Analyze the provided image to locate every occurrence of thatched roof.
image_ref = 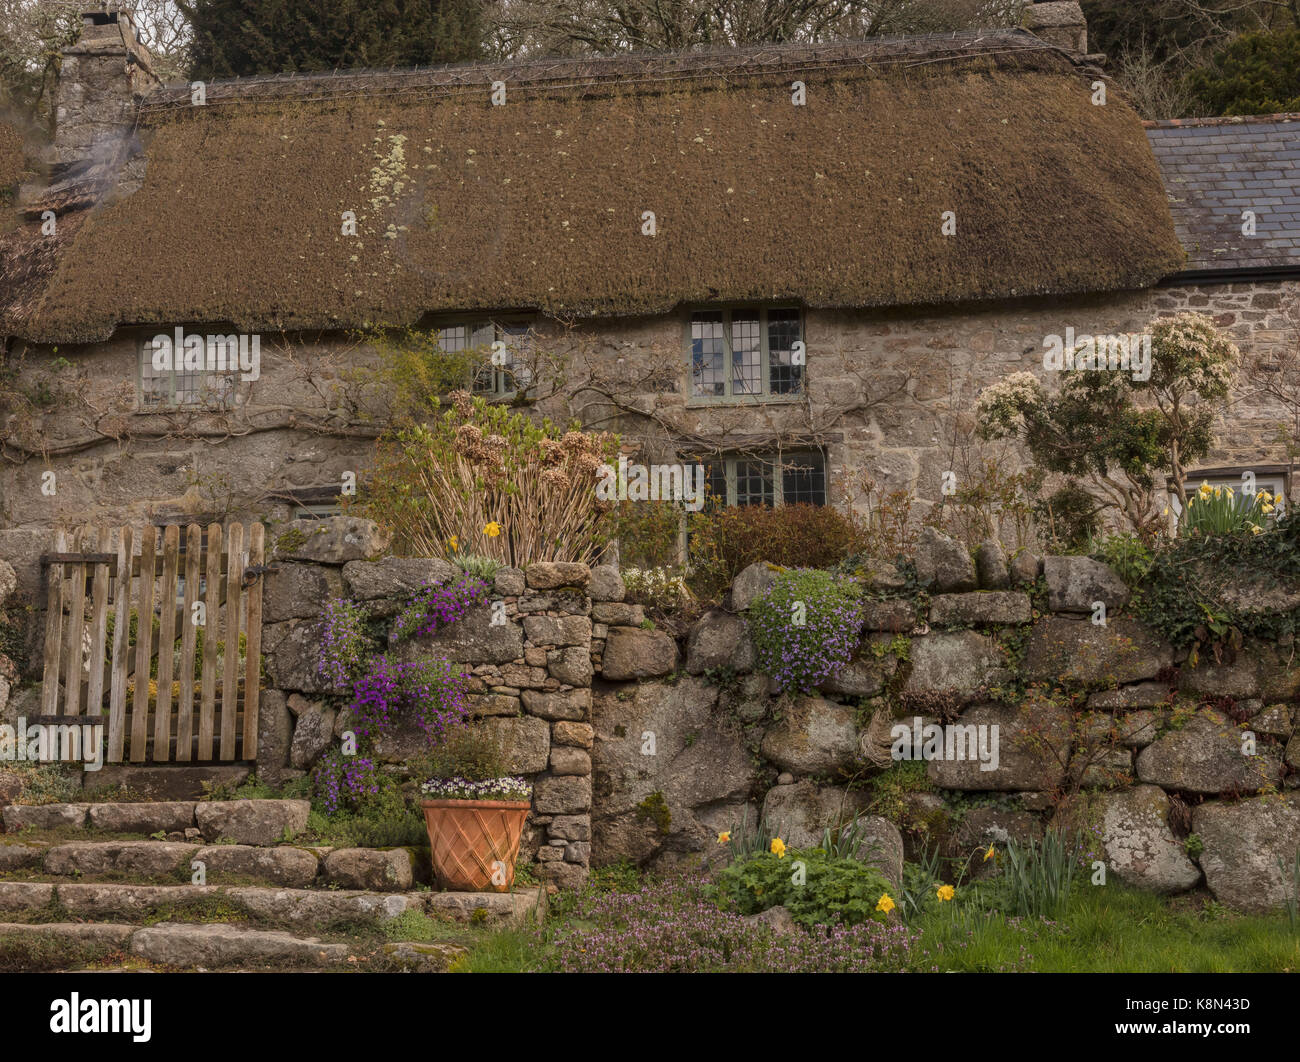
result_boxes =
[2,30,1184,344]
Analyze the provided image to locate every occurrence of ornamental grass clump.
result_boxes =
[358,390,619,565]
[748,568,863,694]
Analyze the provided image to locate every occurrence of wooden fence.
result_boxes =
[39,522,264,763]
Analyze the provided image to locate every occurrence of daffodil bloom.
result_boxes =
[876,893,896,914]
[1163,506,1170,516]
[1250,524,1263,535]
[984,844,995,861]
[1262,504,1275,514]
[448,535,459,552]
[717,831,731,844]
[483,521,501,538]
[1199,482,1213,497]
[770,838,786,858]
[937,884,955,902]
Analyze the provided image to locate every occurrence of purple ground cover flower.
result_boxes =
[748,569,863,694]
[390,575,490,643]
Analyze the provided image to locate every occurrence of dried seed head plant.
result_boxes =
[358,389,619,565]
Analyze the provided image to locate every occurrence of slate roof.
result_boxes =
[1145,114,1300,275]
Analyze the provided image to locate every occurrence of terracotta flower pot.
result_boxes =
[421,799,531,892]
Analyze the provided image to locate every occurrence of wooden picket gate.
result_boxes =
[39,522,265,763]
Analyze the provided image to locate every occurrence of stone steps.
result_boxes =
[0,879,542,927]
[2,798,311,846]
[1,837,428,890]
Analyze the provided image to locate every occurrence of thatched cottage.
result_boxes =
[0,3,1297,555]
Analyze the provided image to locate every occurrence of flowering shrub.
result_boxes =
[312,747,381,815]
[748,568,862,694]
[319,598,374,688]
[350,653,470,744]
[421,776,532,802]
[549,876,926,973]
[389,574,490,643]
[708,847,895,929]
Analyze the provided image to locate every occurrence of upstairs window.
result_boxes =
[688,307,803,401]
[701,451,826,508]
[434,318,535,399]
[137,343,237,409]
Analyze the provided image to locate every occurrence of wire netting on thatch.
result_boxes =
[7,33,1184,344]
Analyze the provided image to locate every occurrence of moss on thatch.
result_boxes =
[7,34,1184,343]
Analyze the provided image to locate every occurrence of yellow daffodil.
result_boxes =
[1262,504,1275,514]
[984,844,995,862]
[448,535,459,552]
[770,838,786,859]
[717,831,731,844]
[1163,506,1170,516]
[1250,524,1263,535]
[483,522,501,538]
[1199,481,1213,498]
[876,893,896,914]
[936,884,955,902]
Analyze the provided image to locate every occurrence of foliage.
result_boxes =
[357,390,618,565]
[1035,481,1104,553]
[924,460,1042,553]
[318,597,375,688]
[185,0,482,79]
[993,831,1083,920]
[620,566,692,612]
[614,499,683,570]
[1089,531,1155,584]
[1187,29,1300,115]
[451,553,502,581]
[710,847,894,929]
[718,806,783,862]
[1134,509,1300,659]
[417,722,507,783]
[1180,481,1279,538]
[389,574,489,643]
[748,568,862,694]
[311,747,382,815]
[686,502,866,602]
[976,313,1240,531]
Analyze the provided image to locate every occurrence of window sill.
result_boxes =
[685,395,805,409]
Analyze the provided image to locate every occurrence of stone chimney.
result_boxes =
[1023,1,1090,60]
[53,4,160,167]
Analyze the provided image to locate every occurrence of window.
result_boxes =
[433,318,535,398]
[294,502,344,520]
[688,307,803,401]
[1168,467,1290,518]
[137,343,237,409]
[701,451,826,508]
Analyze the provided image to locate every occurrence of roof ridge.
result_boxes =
[1144,113,1300,128]
[141,28,1059,108]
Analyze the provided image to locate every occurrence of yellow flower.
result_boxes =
[876,893,896,914]
[1224,486,1234,499]
[984,844,995,862]
[1199,481,1213,497]
[483,522,501,538]
[936,884,955,902]
[717,831,731,844]
[1262,503,1275,514]
[448,535,459,552]
[770,838,786,859]
[1250,524,1263,535]
[1162,506,1170,516]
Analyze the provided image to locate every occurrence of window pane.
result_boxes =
[781,452,826,506]
[734,459,774,508]
[703,459,727,509]
[498,323,532,393]
[731,313,761,396]
[691,312,725,398]
[439,325,469,353]
[768,309,803,395]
